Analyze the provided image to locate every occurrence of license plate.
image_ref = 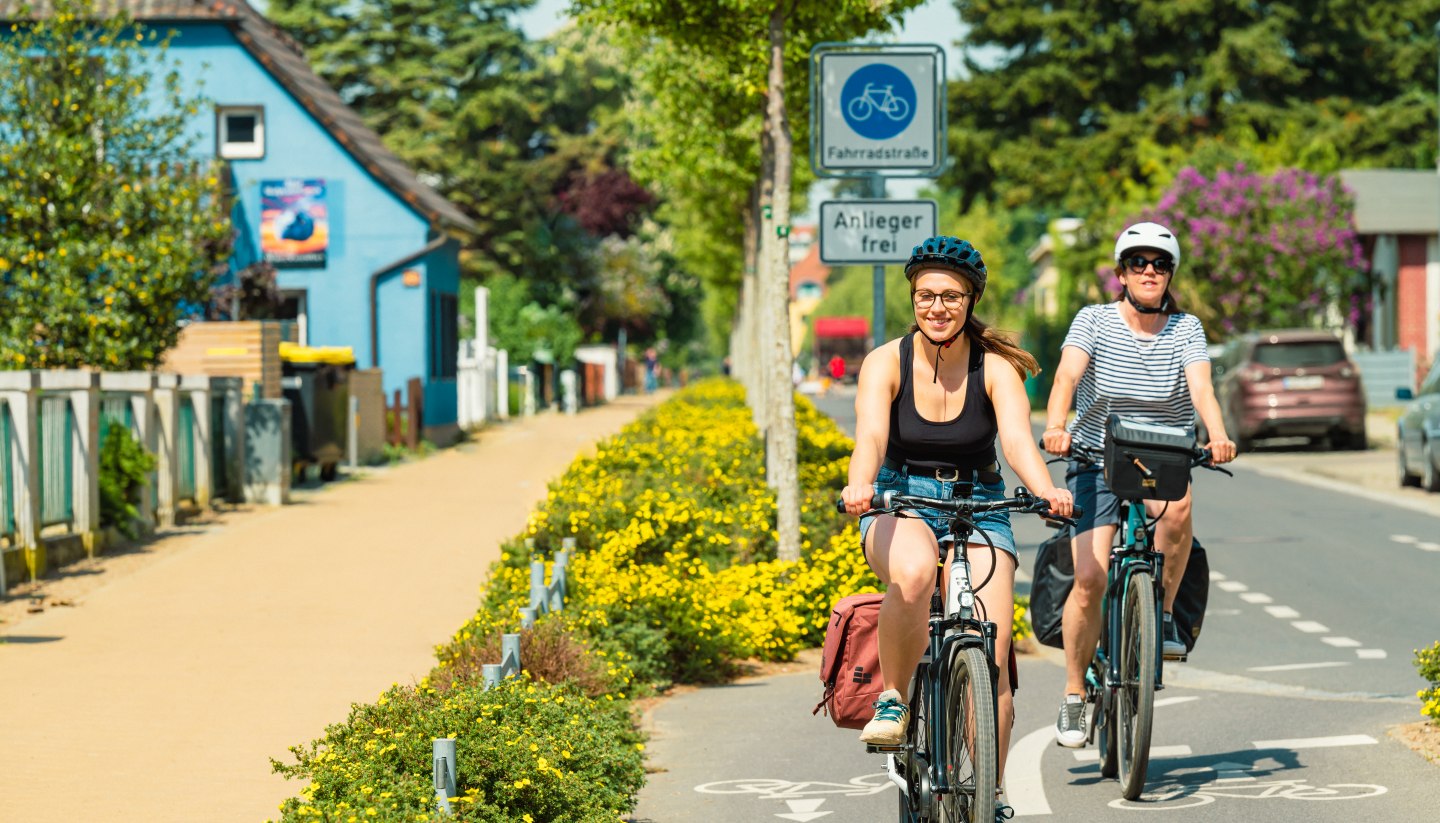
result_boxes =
[1282,375,1323,390]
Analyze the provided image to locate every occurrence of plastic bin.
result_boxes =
[279,343,355,481]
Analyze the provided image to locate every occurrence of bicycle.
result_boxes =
[846,83,911,122]
[1055,424,1230,801]
[840,487,1077,822]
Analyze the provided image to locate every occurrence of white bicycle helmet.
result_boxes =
[1114,222,1181,268]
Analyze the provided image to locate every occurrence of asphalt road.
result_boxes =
[630,387,1440,822]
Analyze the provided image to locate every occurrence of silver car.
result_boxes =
[1397,358,1440,491]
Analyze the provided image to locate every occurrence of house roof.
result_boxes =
[1338,169,1440,235]
[1,0,475,233]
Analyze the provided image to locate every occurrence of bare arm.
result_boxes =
[989,355,1073,516]
[1185,360,1237,463]
[841,342,900,514]
[1042,346,1091,455]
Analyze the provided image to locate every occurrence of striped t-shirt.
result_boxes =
[1061,302,1210,457]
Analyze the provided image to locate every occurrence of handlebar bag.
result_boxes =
[813,592,885,729]
[1103,414,1195,501]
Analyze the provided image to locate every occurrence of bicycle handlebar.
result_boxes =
[835,487,1081,527]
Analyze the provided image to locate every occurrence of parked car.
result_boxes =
[1397,357,1440,491]
[1211,329,1367,452]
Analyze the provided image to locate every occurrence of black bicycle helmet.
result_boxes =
[903,235,988,303]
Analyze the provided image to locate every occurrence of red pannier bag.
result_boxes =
[813,592,885,729]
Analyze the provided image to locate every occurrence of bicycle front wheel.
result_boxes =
[940,646,996,823]
[1117,571,1157,800]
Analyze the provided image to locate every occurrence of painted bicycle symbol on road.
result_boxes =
[845,84,910,123]
[696,773,892,800]
[1113,778,1387,810]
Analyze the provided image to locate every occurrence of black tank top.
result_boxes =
[885,332,998,470]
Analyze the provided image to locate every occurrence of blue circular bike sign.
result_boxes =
[840,63,917,140]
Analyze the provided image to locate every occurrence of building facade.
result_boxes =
[2,0,475,434]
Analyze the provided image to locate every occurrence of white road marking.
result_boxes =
[1248,661,1349,672]
[1252,734,1377,750]
[777,799,831,821]
[1074,745,1192,762]
[1008,725,1055,816]
[1291,620,1329,633]
[1357,648,1388,659]
[1217,580,1249,592]
[1154,696,1201,707]
[1238,592,1273,603]
[1419,542,1440,552]
[1208,570,1227,581]
[1322,636,1362,648]
[1389,534,1418,544]
[1265,605,1300,619]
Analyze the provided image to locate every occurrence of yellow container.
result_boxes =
[278,342,356,365]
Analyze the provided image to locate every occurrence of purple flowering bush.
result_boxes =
[1126,165,1367,335]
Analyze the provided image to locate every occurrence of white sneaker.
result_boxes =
[859,689,909,745]
[1054,695,1086,748]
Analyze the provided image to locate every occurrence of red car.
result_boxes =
[1211,329,1367,452]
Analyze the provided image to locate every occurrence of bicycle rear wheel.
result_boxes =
[939,646,996,823]
[898,672,931,823]
[1117,571,1157,800]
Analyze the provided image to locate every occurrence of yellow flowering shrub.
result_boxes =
[1416,641,1440,723]
[445,378,877,687]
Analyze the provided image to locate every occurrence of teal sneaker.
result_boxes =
[858,689,909,745]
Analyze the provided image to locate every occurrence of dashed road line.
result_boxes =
[1321,636,1361,648]
[1264,605,1300,619]
[1238,592,1273,603]
[1251,734,1377,750]
[1389,534,1418,544]
[1291,620,1329,633]
[1248,661,1349,672]
[1217,580,1249,592]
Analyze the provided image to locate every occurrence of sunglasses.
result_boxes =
[1124,255,1175,275]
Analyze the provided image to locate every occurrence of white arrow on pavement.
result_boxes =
[776,798,832,821]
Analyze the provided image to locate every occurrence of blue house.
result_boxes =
[2,0,475,438]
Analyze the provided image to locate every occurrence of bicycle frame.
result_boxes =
[917,514,998,799]
[1094,498,1167,702]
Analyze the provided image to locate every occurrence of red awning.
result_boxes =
[814,316,869,338]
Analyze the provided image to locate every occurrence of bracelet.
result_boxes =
[1044,425,1065,433]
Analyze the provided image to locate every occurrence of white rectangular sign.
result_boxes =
[819,200,937,265]
[814,47,942,175]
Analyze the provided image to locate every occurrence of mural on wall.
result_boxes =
[261,179,329,268]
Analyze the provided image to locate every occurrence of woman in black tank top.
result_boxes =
[839,236,1073,801]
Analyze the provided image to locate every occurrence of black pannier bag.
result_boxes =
[1029,525,1074,649]
[1170,538,1210,652]
[1103,414,1196,501]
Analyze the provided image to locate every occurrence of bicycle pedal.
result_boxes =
[865,743,906,754]
[1163,652,1188,662]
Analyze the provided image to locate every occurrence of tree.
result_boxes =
[577,0,921,561]
[946,0,1440,215]
[1128,164,1366,337]
[0,0,231,370]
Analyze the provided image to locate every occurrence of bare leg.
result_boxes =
[1062,524,1118,695]
[1148,489,1193,612]
[864,514,941,696]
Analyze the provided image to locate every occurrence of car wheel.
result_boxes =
[1399,442,1421,488]
[1422,440,1440,493]
[1345,429,1367,451]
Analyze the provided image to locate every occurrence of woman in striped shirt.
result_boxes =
[1041,222,1236,749]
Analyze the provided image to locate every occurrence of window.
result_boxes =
[1420,359,1440,397]
[1252,341,1345,368]
[217,106,265,159]
[429,291,459,379]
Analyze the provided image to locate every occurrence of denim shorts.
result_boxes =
[1066,464,1122,534]
[859,465,1018,559]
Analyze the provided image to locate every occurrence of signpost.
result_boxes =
[811,43,946,349]
[819,200,937,265]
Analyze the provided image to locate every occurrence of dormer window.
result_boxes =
[217,106,265,159]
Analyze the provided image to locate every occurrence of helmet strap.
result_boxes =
[918,329,963,383]
[1123,287,1169,315]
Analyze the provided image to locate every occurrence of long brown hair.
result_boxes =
[908,315,1040,379]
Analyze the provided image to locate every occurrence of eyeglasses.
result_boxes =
[912,290,971,310]
[1124,255,1175,275]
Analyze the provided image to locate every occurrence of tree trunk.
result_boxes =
[738,180,764,426]
[764,4,800,562]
